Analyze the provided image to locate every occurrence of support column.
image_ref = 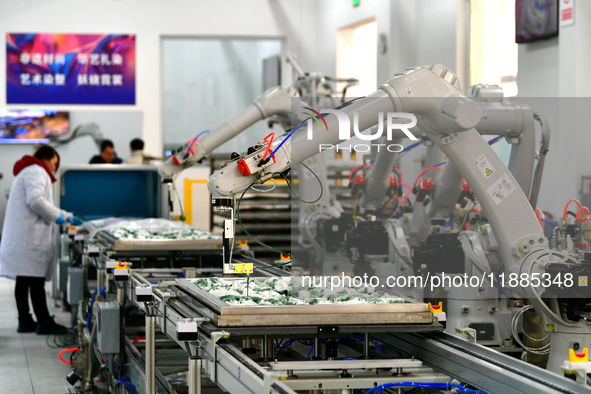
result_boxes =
[189,357,202,394]
[146,315,156,394]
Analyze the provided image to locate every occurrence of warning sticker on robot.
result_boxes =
[475,154,495,179]
[487,175,515,205]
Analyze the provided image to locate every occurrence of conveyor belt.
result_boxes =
[373,331,591,394]
[218,342,292,394]
[421,333,575,394]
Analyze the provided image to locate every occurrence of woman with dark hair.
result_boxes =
[0,145,83,334]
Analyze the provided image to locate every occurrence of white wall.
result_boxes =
[314,0,460,88]
[517,2,591,218]
[314,0,461,187]
[517,1,591,97]
[162,38,283,153]
[0,0,318,158]
[2,0,585,225]
[0,0,320,236]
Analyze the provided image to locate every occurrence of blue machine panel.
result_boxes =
[60,169,160,220]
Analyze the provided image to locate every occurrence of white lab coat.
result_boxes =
[124,150,144,164]
[0,164,70,280]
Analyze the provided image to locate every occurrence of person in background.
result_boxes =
[0,145,83,334]
[123,138,145,164]
[89,139,122,164]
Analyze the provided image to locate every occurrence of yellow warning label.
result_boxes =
[475,154,496,180]
[579,276,588,286]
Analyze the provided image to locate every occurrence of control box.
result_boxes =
[97,302,120,354]
[67,267,84,305]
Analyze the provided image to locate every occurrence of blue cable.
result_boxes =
[267,121,307,161]
[178,273,184,278]
[170,375,182,386]
[184,130,210,159]
[541,218,555,240]
[394,135,499,170]
[87,286,107,328]
[365,382,454,394]
[196,129,210,139]
[87,288,97,329]
[349,164,372,180]
[373,341,403,357]
[488,135,503,145]
[395,141,423,163]
[372,340,382,354]
[344,358,357,360]
[497,265,513,299]
[117,378,136,394]
[453,382,487,393]
[306,345,314,359]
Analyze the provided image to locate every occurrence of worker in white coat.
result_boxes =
[0,145,83,334]
[123,138,145,164]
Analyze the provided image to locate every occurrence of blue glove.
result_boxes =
[67,216,84,225]
[55,214,65,224]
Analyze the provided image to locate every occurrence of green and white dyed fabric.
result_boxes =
[108,227,217,240]
[193,277,405,306]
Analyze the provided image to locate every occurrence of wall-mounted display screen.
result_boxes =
[6,33,136,104]
[0,109,69,143]
[515,0,558,43]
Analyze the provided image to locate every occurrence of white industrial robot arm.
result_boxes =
[411,96,539,232]
[207,64,571,300]
[208,65,480,196]
[51,122,104,151]
[158,85,300,178]
[209,65,588,372]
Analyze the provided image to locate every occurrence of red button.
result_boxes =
[237,159,251,176]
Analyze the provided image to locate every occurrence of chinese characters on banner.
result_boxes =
[6,34,135,104]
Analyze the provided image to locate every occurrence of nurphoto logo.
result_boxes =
[304,108,418,153]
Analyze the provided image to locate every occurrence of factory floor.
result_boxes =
[0,277,72,394]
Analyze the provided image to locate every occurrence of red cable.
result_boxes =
[563,199,583,221]
[413,166,443,189]
[404,189,414,204]
[401,183,412,191]
[575,206,591,221]
[394,168,403,183]
[187,137,198,156]
[535,207,543,229]
[58,347,79,365]
[131,335,146,344]
[261,132,275,161]
[348,164,373,181]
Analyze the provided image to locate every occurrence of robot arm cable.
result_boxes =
[235,162,323,257]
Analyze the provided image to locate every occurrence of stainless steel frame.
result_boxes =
[95,230,222,252]
[373,331,591,394]
[174,278,432,327]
